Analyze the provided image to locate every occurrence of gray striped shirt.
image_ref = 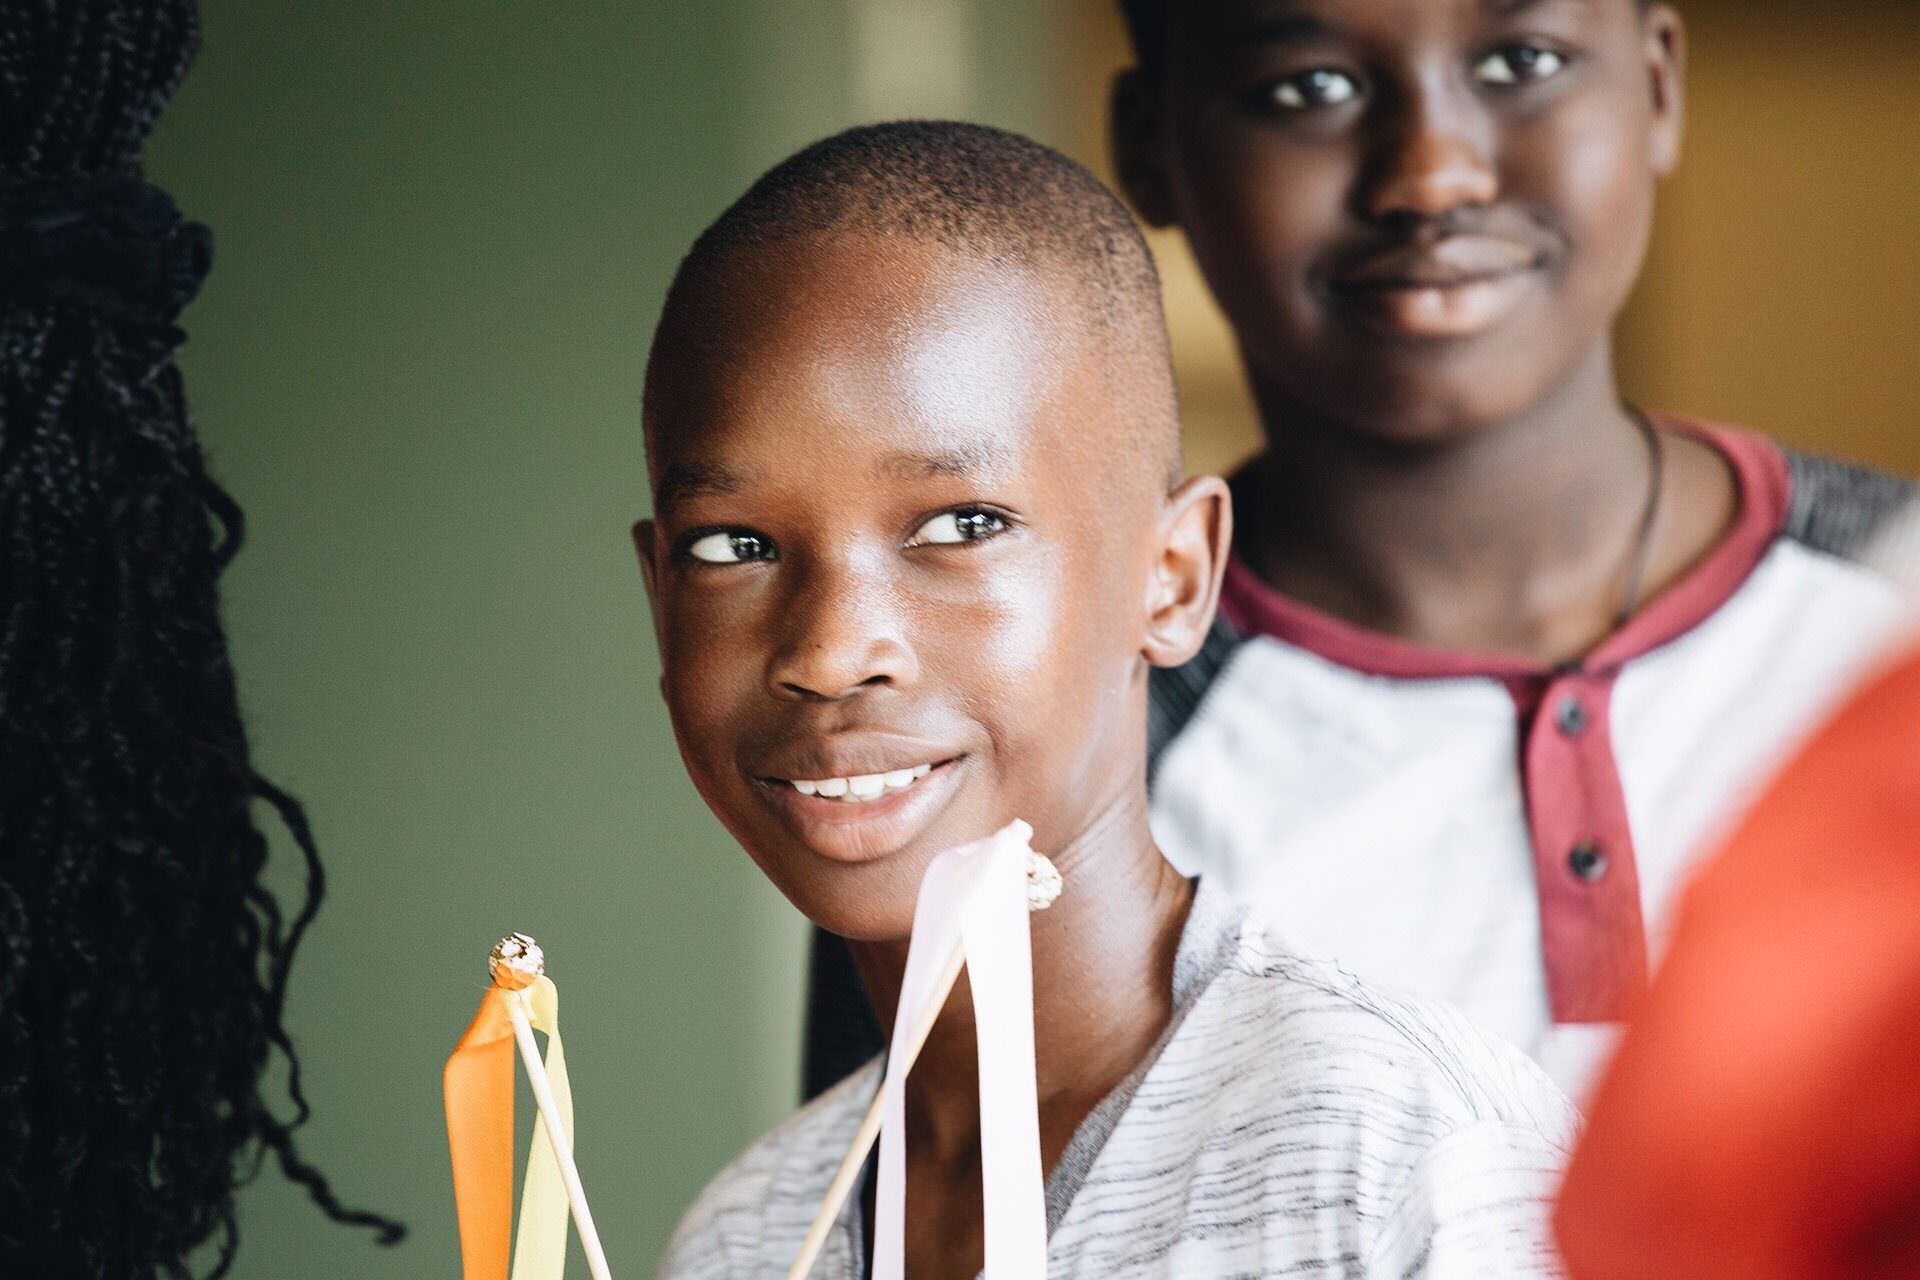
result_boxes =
[660,883,1578,1278]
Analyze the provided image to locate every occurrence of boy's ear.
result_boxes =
[631,518,661,606]
[631,519,671,699]
[1110,69,1178,229]
[1143,474,1232,668]
[1642,4,1687,177]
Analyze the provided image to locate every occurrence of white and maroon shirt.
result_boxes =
[1147,424,1916,1098]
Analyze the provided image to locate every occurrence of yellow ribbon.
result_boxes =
[446,975,575,1280]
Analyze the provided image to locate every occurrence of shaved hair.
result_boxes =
[645,120,1180,486]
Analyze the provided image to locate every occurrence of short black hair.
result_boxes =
[1116,0,1164,77]
[664,120,1162,331]
[647,120,1178,480]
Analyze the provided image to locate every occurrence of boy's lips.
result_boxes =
[1329,235,1548,340]
[753,756,968,864]
[750,732,962,787]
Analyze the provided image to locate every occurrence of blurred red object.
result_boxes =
[1555,639,1920,1279]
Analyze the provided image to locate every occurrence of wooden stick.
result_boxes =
[506,989,617,1280]
[786,939,968,1280]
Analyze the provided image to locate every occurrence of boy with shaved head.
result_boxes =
[639,122,1574,1278]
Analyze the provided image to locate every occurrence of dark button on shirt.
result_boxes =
[1570,841,1609,883]
[1556,694,1589,737]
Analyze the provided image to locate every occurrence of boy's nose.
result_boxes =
[766,566,920,702]
[1360,106,1499,223]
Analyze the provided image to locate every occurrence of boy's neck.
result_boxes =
[848,782,1193,1172]
[1239,344,1700,665]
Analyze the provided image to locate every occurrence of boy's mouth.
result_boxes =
[1329,234,1549,340]
[783,762,935,802]
[1336,234,1541,287]
[751,754,968,863]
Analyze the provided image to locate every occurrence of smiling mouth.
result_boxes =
[1333,233,1546,290]
[1328,252,1546,340]
[1335,264,1536,293]
[753,754,968,864]
[780,762,935,802]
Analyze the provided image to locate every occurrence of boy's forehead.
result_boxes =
[650,236,1113,479]
[702,234,1074,383]
[1176,0,1632,41]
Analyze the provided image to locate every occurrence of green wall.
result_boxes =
[146,1,1066,1274]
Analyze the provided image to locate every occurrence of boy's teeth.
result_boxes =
[788,763,938,802]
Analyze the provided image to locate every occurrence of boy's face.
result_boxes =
[1114,0,1685,441]
[637,236,1215,940]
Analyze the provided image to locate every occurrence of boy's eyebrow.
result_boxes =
[1487,0,1587,15]
[654,461,746,512]
[876,443,1012,482]
[1206,4,1336,48]
[651,446,1008,511]
[1213,0,1586,47]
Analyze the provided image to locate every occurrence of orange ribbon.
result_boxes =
[446,976,572,1280]
[447,986,517,1280]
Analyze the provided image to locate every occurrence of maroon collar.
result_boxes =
[1219,422,1791,680]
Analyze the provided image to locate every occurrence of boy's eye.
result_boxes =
[1265,68,1360,111]
[686,530,776,564]
[907,509,1008,547]
[1474,45,1568,86]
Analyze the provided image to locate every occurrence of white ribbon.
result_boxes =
[510,978,572,1280]
[872,819,1048,1279]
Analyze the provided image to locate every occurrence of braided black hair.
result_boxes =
[0,2,403,1274]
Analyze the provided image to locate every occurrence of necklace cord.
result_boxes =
[1615,405,1666,627]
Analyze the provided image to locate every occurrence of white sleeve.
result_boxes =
[1363,1120,1572,1280]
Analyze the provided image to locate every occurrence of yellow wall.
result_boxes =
[1618,1,1920,475]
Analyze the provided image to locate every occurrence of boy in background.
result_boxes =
[641,122,1576,1278]
[1091,0,1917,1095]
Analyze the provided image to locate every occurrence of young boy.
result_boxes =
[1078,0,1917,1096]
[640,122,1577,1278]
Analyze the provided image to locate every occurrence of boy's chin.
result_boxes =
[779,867,920,944]
[1287,359,1571,446]
[742,830,945,943]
